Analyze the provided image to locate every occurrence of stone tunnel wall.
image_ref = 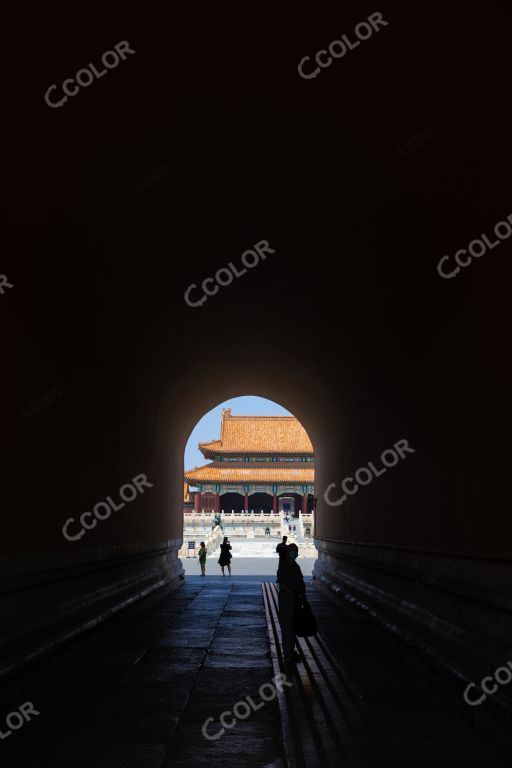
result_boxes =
[5,212,511,725]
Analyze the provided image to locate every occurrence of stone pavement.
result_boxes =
[301,588,509,768]
[0,574,508,768]
[185,554,317,576]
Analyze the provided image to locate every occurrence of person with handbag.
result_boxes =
[277,543,305,663]
[218,536,232,575]
[276,535,288,560]
[276,535,289,582]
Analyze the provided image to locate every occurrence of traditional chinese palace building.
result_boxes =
[184,409,315,515]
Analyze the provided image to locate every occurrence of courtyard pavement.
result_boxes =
[184,555,317,577]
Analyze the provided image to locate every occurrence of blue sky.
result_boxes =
[184,396,293,477]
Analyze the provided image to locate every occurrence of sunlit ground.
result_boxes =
[183,555,317,577]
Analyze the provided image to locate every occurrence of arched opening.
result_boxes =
[181,395,317,574]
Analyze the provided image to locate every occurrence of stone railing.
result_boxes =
[298,541,318,557]
[183,511,283,539]
[184,510,280,521]
[178,525,224,558]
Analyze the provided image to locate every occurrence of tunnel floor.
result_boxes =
[2,576,508,768]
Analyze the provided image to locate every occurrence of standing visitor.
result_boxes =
[218,536,232,576]
[198,542,207,576]
[276,535,289,581]
[277,543,305,663]
[276,535,288,561]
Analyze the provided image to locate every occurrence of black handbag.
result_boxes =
[292,596,318,637]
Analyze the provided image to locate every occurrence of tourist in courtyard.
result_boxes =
[218,536,232,575]
[276,535,289,581]
[265,525,271,536]
[198,542,207,576]
[276,535,288,560]
[278,543,305,663]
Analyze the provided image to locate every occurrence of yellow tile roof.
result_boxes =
[184,462,315,484]
[199,409,314,455]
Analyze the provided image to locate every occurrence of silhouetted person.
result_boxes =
[293,525,296,532]
[198,542,207,576]
[278,543,305,663]
[218,536,232,575]
[276,535,288,581]
[276,535,288,560]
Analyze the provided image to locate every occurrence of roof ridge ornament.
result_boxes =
[220,407,232,445]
